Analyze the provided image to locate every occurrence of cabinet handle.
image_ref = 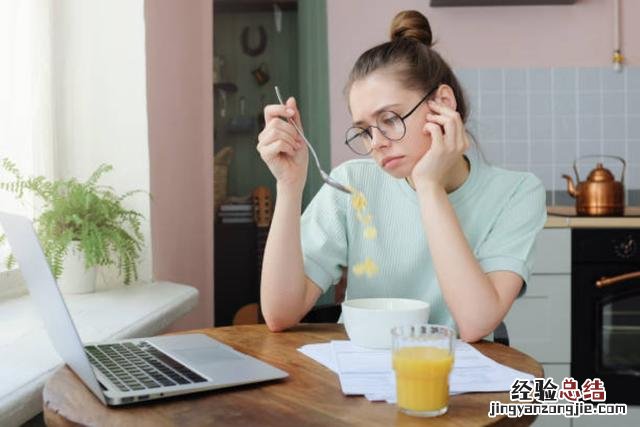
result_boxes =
[596,271,640,288]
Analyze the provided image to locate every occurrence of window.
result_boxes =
[0,0,54,273]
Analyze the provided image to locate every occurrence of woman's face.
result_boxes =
[348,71,433,179]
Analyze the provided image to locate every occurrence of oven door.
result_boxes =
[572,265,640,405]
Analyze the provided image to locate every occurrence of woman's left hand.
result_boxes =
[410,100,470,189]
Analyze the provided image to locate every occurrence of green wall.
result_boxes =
[297,0,331,206]
[213,1,330,208]
[213,10,298,201]
[213,1,335,307]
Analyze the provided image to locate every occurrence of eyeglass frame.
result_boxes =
[344,84,440,156]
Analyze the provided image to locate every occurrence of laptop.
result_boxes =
[0,211,288,405]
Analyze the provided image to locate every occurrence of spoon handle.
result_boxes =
[273,86,351,195]
[274,86,324,176]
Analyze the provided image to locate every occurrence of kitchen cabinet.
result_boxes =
[506,225,640,426]
[507,274,571,363]
[506,229,571,362]
[505,228,572,427]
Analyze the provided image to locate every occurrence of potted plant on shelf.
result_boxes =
[0,158,145,293]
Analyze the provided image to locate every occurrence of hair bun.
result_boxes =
[389,10,433,47]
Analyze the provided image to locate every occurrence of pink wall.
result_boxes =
[327,0,640,165]
[145,0,214,330]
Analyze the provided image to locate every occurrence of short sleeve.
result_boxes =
[300,169,349,293]
[476,174,547,288]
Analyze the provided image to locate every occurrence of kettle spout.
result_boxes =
[561,174,578,198]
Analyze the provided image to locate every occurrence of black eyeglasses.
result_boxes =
[344,85,439,156]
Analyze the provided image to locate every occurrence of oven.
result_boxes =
[572,228,640,405]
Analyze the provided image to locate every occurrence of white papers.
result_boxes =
[298,342,337,371]
[332,341,395,399]
[298,340,534,403]
[451,341,534,394]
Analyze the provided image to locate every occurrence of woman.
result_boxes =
[256,10,546,341]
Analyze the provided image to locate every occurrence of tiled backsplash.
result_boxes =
[455,67,639,204]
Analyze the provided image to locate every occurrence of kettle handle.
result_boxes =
[573,155,626,184]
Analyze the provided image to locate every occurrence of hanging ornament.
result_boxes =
[241,25,267,57]
[612,0,624,72]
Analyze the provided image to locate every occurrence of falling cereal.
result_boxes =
[351,190,367,211]
[357,212,372,225]
[363,226,377,240]
[352,257,379,278]
[349,187,379,278]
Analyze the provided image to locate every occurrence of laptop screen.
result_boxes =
[0,212,106,404]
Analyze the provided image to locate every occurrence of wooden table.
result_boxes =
[43,324,543,426]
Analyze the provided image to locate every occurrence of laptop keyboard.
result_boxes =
[85,342,207,392]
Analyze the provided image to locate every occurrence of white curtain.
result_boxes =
[0,0,55,268]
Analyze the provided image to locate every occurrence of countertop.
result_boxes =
[545,206,640,228]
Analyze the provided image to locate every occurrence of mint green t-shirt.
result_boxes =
[300,147,547,329]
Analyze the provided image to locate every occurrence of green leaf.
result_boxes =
[0,160,146,285]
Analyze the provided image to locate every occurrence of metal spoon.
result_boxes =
[274,86,352,195]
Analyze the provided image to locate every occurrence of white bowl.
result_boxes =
[341,298,430,349]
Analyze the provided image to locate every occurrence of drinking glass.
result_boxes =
[391,324,455,417]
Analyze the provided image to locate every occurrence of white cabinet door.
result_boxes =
[533,229,571,274]
[505,274,571,363]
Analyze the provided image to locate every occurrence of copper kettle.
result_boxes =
[562,155,626,216]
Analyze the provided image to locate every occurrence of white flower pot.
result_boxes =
[56,243,97,294]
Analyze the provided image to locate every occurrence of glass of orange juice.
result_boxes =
[391,324,455,417]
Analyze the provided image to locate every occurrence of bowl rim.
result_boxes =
[341,297,429,311]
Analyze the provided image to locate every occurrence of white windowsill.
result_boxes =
[0,281,199,427]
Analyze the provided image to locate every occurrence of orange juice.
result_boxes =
[392,346,453,413]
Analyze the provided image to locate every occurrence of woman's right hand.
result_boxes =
[257,97,308,193]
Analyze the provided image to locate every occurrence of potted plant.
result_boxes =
[0,158,145,293]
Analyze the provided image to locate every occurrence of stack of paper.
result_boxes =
[298,340,534,403]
